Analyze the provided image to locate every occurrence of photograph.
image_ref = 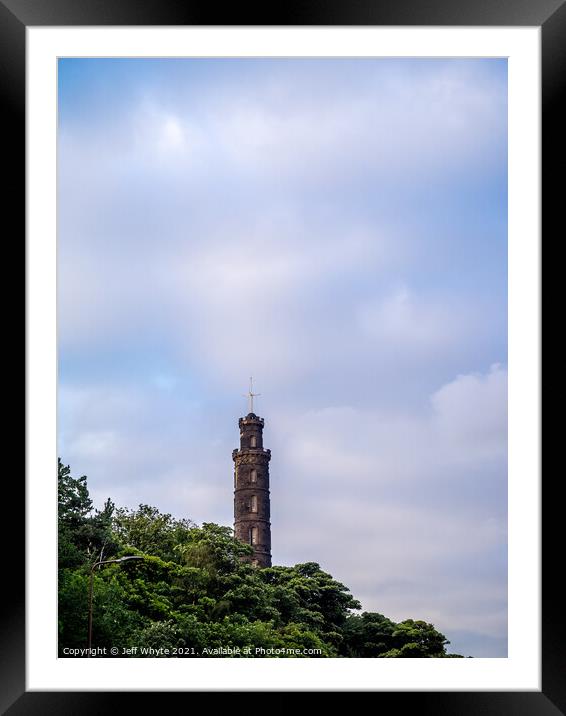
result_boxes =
[56,56,508,661]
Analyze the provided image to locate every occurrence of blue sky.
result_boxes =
[57,58,508,657]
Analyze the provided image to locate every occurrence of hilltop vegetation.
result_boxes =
[58,459,461,658]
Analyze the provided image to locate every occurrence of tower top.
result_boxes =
[239,414,265,428]
[243,376,261,415]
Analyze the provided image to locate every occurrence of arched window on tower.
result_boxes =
[251,495,258,512]
[250,469,257,483]
[250,526,258,545]
[250,435,257,448]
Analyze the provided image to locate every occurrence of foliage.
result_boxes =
[339,611,397,657]
[113,504,195,563]
[57,460,461,658]
[58,458,116,569]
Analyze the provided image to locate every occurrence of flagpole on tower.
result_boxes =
[243,376,261,414]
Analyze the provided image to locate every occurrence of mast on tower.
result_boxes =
[243,376,261,414]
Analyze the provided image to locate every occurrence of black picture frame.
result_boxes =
[10,0,557,710]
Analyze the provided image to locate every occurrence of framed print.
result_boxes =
[10,0,558,710]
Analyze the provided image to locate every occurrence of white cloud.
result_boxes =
[357,285,473,355]
[158,115,186,152]
[271,364,507,486]
[137,61,506,182]
[67,430,119,460]
[431,363,508,462]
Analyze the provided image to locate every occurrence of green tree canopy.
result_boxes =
[58,458,115,569]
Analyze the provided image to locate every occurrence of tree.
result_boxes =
[58,458,115,568]
[340,613,455,658]
[113,504,195,563]
[339,612,396,657]
[381,619,451,658]
[259,562,361,635]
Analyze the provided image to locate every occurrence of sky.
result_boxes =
[57,58,508,658]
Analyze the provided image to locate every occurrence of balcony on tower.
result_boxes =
[239,413,264,427]
[232,447,271,459]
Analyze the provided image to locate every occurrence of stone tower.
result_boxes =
[232,406,272,568]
